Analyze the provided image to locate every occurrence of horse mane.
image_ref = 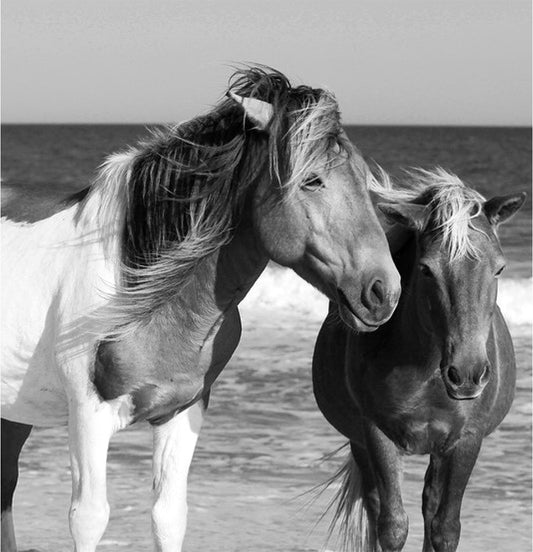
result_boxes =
[75,66,344,334]
[370,167,486,261]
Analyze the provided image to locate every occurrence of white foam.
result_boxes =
[241,266,532,328]
[498,277,533,327]
[241,266,327,320]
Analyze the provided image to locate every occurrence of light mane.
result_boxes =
[75,66,344,336]
[370,166,486,261]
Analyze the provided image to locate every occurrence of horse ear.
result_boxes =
[483,192,526,226]
[377,202,426,230]
[228,92,274,131]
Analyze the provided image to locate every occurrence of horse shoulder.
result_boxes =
[95,306,243,423]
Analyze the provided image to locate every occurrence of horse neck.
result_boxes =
[152,219,268,335]
[389,239,439,361]
[208,220,270,310]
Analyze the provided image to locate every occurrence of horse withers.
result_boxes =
[313,169,525,552]
[1,67,400,552]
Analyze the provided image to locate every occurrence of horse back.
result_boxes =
[1,183,90,224]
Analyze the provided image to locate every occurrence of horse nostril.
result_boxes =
[474,363,490,385]
[362,278,385,310]
[447,365,462,386]
[370,279,384,305]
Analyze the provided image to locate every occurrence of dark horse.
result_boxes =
[313,169,525,552]
[1,67,400,552]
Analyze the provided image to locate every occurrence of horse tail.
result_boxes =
[323,449,376,552]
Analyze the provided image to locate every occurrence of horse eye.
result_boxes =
[419,263,433,278]
[495,265,506,277]
[302,175,323,190]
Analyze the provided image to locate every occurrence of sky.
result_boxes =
[2,0,531,126]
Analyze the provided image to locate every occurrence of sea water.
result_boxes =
[2,125,531,551]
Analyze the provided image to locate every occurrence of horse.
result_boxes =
[1,67,402,552]
[312,168,525,552]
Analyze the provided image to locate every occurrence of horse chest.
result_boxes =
[95,308,243,423]
[387,413,463,455]
[363,366,466,455]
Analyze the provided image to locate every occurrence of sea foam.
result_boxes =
[497,277,533,327]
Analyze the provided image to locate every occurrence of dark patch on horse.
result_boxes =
[93,340,127,402]
[1,185,90,223]
[62,186,91,207]
[1,419,32,513]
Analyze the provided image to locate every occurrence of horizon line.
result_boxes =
[2,121,531,130]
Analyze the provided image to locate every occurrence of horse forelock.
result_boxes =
[370,167,487,261]
[412,169,486,261]
[284,92,344,194]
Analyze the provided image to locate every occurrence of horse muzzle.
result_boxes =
[441,362,491,400]
[336,275,401,332]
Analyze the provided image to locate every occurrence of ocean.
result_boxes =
[1,125,531,551]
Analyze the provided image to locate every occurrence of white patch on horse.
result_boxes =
[1,508,17,552]
[152,402,204,551]
[1,202,119,426]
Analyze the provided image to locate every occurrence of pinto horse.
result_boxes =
[313,169,525,552]
[1,67,401,552]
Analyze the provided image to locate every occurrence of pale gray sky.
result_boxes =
[2,0,531,125]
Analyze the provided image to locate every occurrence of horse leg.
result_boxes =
[428,437,482,552]
[1,419,32,552]
[151,400,205,552]
[364,423,408,552]
[68,395,127,552]
[422,455,445,552]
